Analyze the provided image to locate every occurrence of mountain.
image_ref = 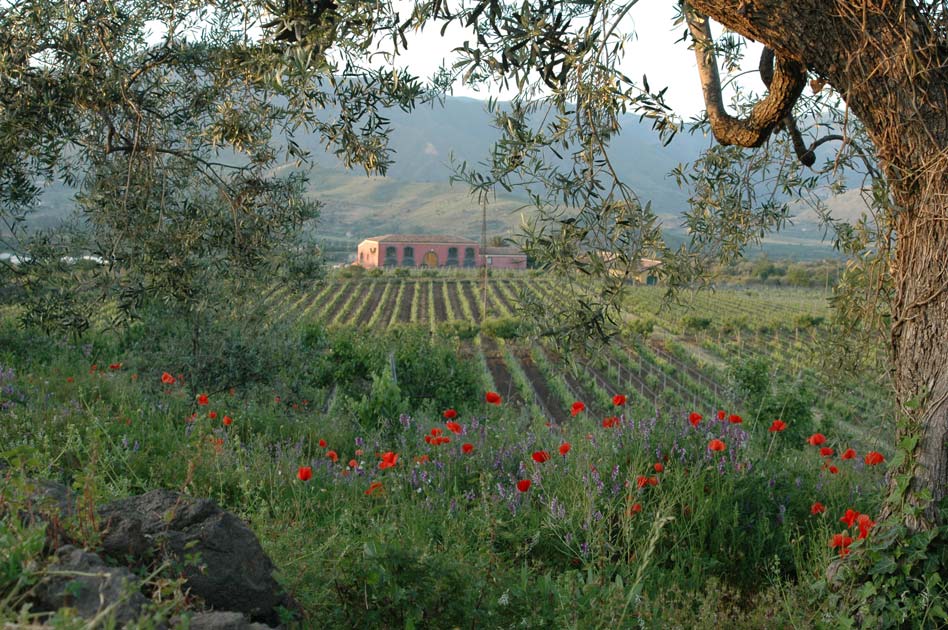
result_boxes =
[22,96,861,260]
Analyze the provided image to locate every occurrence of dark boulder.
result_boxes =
[98,489,294,624]
[33,545,148,626]
[180,611,277,630]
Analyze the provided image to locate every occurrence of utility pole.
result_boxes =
[481,197,488,322]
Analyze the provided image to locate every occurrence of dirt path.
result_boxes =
[481,337,524,407]
[394,281,414,325]
[460,281,483,321]
[445,281,467,321]
[354,282,387,328]
[431,280,448,322]
[511,344,565,423]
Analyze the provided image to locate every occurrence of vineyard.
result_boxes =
[261,271,893,449]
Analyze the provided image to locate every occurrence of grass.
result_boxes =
[0,304,894,627]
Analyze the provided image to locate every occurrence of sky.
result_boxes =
[381,1,761,118]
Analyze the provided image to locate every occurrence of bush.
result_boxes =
[436,320,480,340]
[681,315,712,332]
[481,316,528,339]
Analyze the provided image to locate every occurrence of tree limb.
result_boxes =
[685,5,806,149]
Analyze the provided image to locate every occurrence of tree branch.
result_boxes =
[685,5,806,148]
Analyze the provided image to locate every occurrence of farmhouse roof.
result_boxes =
[483,246,524,256]
[362,234,478,244]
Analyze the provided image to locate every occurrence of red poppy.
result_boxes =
[570,401,586,416]
[66,377,74,383]
[161,372,176,385]
[297,466,312,481]
[613,394,627,406]
[462,443,474,454]
[602,416,619,428]
[443,408,458,419]
[485,391,502,405]
[415,454,430,464]
[516,479,531,492]
[769,420,787,432]
[820,447,834,457]
[654,462,664,473]
[841,448,857,460]
[348,459,358,468]
[223,415,233,426]
[856,514,875,540]
[636,475,649,489]
[840,508,860,528]
[830,533,854,556]
[629,503,642,514]
[197,393,209,406]
[365,481,384,495]
[688,412,702,427]
[864,451,885,465]
[807,433,827,446]
[208,411,218,420]
[828,465,839,474]
[424,435,432,444]
[445,421,462,435]
[716,410,726,421]
[559,443,571,456]
[327,450,339,463]
[708,439,726,452]
[109,362,122,371]
[532,450,551,463]
[430,427,443,437]
[728,414,743,424]
[811,502,826,515]
[438,436,451,445]
[648,476,659,486]
[318,439,327,448]
[379,451,398,470]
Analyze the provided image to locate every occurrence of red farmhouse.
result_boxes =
[356,234,527,270]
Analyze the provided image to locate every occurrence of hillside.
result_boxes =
[23,96,864,259]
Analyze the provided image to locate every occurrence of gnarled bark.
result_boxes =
[687,0,948,527]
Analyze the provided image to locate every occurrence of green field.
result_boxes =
[0,271,910,627]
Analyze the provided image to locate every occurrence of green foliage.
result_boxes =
[331,543,478,628]
[681,315,712,333]
[480,316,528,339]
[624,317,656,339]
[353,370,407,430]
[436,319,480,340]
[730,356,816,441]
[826,501,948,628]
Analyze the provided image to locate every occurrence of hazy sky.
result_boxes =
[385,1,762,117]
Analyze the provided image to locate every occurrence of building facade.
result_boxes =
[356,235,527,270]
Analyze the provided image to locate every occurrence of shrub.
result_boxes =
[481,316,528,339]
[436,320,480,340]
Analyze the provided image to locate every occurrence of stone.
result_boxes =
[98,489,294,624]
[180,611,277,630]
[33,545,148,626]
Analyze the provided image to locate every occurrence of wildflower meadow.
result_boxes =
[3,276,942,628]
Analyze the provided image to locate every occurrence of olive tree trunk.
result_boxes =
[688,0,948,526]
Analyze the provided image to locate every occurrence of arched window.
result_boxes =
[446,247,459,267]
[402,246,415,267]
[384,246,398,267]
[463,247,476,268]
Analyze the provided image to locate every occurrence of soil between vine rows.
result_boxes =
[395,281,414,324]
[481,337,523,408]
[431,280,448,322]
[354,282,386,327]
